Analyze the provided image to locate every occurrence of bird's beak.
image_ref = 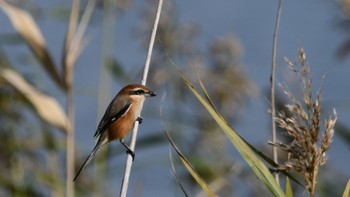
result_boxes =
[148,91,156,97]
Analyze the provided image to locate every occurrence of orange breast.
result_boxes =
[107,116,135,141]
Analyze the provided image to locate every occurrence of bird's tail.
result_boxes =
[73,139,103,181]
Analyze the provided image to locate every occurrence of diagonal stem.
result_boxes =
[119,0,163,196]
[270,0,283,185]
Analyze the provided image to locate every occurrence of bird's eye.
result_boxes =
[134,89,144,95]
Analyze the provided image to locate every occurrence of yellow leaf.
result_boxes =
[343,179,350,197]
[286,177,294,197]
[0,68,70,133]
[164,130,217,197]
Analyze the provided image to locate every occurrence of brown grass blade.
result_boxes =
[169,147,189,197]
[161,91,215,196]
[164,130,218,197]
[0,68,70,133]
[0,1,66,91]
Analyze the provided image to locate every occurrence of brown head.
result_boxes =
[117,84,156,100]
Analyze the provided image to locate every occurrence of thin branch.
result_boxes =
[66,87,75,197]
[119,0,163,196]
[270,0,282,185]
[64,1,79,197]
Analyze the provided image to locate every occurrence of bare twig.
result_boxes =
[270,0,282,185]
[119,0,163,196]
[64,1,79,197]
[66,87,75,197]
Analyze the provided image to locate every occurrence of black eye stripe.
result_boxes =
[130,89,145,95]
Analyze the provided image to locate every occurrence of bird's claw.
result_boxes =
[137,117,143,124]
[120,139,135,161]
[126,149,135,161]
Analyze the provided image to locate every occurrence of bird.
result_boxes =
[73,84,156,181]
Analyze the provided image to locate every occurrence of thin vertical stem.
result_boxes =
[64,2,78,195]
[271,0,282,185]
[66,87,74,197]
[119,0,163,196]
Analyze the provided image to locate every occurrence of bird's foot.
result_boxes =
[120,139,135,161]
[126,149,135,161]
[137,117,143,124]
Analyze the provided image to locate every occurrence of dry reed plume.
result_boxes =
[270,49,337,197]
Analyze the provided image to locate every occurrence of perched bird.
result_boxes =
[73,84,156,181]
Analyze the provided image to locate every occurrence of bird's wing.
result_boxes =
[94,97,132,138]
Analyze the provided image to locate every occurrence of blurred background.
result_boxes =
[1,0,350,196]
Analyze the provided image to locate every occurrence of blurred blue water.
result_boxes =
[1,0,350,196]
